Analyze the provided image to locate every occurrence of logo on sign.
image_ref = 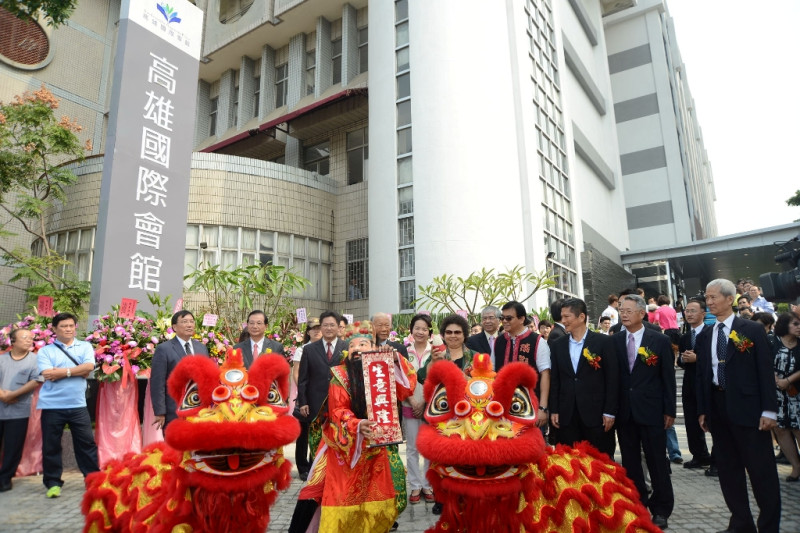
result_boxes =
[156,2,182,23]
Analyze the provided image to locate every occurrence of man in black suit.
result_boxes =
[696,279,780,533]
[677,298,712,470]
[547,298,567,346]
[466,306,501,366]
[150,310,209,430]
[549,298,618,457]
[614,294,675,530]
[372,312,409,358]
[295,311,344,479]
[233,310,285,369]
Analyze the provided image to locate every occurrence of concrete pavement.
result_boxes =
[2,425,799,532]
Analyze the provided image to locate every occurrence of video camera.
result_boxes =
[759,233,800,303]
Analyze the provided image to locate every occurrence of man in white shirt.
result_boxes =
[600,294,620,327]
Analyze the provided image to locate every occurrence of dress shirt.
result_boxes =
[485,332,497,368]
[712,314,775,420]
[251,337,263,355]
[624,325,646,354]
[601,306,619,326]
[568,329,588,373]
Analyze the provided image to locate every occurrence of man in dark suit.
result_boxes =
[547,298,567,346]
[372,312,409,358]
[150,310,209,430]
[614,294,675,530]
[677,297,712,470]
[295,311,344,479]
[234,310,285,369]
[465,306,501,366]
[696,279,780,533]
[549,298,618,457]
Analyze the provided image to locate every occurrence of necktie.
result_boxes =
[489,335,495,352]
[253,342,259,358]
[184,341,191,356]
[627,333,636,371]
[327,342,333,362]
[716,323,727,389]
[690,328,696,350]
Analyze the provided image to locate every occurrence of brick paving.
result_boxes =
[1,426,798,532]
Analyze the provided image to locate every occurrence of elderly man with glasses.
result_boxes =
[466,306,501,368]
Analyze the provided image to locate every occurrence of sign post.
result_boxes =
[89,0,203,319]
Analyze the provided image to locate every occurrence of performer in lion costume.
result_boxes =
[416,353,662,533]
[82,350,300,533]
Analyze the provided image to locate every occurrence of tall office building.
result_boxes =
[0,0,716,322]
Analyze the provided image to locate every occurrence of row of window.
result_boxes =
[301,126,368,185]
[209,26,368,137]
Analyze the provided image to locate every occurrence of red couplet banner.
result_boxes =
[361,351,403,447]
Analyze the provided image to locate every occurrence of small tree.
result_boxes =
[0,0,77,27]
[0,85,91,316]
[184,262,310,341]
[787,190,800,207]
[413,266,556,315]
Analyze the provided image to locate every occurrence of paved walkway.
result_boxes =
[2,425,799,532]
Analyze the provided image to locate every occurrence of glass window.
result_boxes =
[399,248,414,277]
[397,128,412,155]
[398,217,414,246]
[395,21,409,46]
[396,73,410,99]
[304,140,330,175]
[397,156,412,185]
[397,100,411,127]
[396,47,410,73]
[398,186,413,215]
[346,127,368,185]
[395,0,408,21]
[275,63,288,108]
[399,280,415,311]
[358,27,368,74]
[346,238,368,300]
[209,97,218,136]
[332,38,342,85]
[306,50,316,96]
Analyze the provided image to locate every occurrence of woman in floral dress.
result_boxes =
[771,313,800,481]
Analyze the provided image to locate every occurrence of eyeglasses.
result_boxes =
[501,315,517,322]
[444,330,463,335]
[482,315,499,321]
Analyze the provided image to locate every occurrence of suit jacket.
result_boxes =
[150,337,209,424]
[465,332,492,355]
[695,316,777,428]
[234,337,285,369]
[296,338,345,420]
[676,326,702,394]
[614,327,676,426]
[549,330,619,427]
[547,324,567,347]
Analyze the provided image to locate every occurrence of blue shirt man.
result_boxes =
[37,312,99,498]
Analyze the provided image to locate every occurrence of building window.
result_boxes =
[184,224,331,299]
[346,238,368,300]
[398,186,413,215]
[209,97,218,136]
[357,26,368,74]
[398,217,414,246]
[40,228,95,282]
[399,280,415,311]
[306,49,316,96]
[346,127,368,185]
[399,247,414,278]
[275,63,288,108]
[304,140,330,175]
[331,38,342,85]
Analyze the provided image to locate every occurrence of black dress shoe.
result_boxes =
[432,502,443,515]
[298,471,308,481]
[651,514,668,529]
[705,465,719,477]
[0,481,11,492]
[683,458,709,469]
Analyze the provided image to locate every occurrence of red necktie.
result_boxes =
[327,342,333,361]
[253,342,259,359]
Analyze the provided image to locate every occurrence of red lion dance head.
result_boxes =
[417,354,659,533]
[83,350,301,533]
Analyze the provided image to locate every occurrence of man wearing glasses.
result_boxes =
[466,306,501,367]
[234,310,285,369]
[494,301,551,428]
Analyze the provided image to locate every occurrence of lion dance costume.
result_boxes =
[417,353,661,533]
[82,350,300,533]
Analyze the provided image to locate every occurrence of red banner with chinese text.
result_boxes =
[361,351,403,447]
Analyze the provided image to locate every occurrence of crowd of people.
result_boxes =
[0,275,798,533]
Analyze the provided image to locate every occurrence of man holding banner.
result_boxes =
[289,320,417,533]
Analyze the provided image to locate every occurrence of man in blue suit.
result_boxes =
[150,310,209,430]
[696,279,780,533]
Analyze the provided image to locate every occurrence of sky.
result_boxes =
[664,0,800,236]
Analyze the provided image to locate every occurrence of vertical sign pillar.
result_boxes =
[89,0,203,318]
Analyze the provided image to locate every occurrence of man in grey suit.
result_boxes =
[150,310,209,430]
[234,310,285,369]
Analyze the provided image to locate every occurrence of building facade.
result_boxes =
[0,0,716,324]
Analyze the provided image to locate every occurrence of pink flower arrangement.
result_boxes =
[0,314,57,353]
[86,314,158,383]
[194,329,231,365]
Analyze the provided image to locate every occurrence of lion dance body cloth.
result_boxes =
[82,351,301,533]
[416,353,661,533]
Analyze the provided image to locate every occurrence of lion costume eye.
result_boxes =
[427,385,450,416]
[266,383,285,406]
[181,382,201,410]
[508,386,535,419]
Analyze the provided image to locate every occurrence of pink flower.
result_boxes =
[35,340,46,349]
[127,340,137,347]
[131,365,140,374]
